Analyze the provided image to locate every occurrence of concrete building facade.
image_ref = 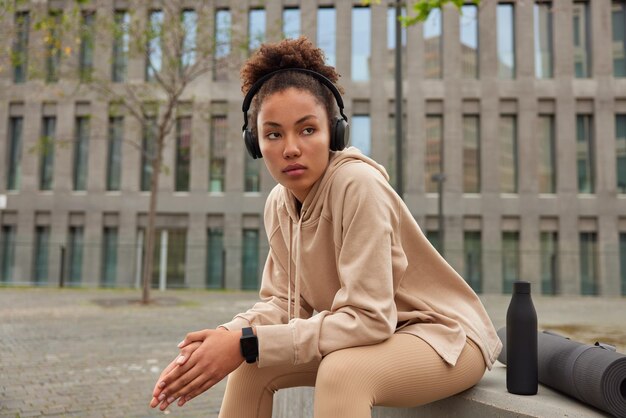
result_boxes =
[1,0,626,295]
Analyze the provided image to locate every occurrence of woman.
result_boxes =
[150,37,501,418]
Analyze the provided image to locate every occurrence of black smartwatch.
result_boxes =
[240,327,258,364]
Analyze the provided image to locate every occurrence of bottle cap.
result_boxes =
[513,281,531,294]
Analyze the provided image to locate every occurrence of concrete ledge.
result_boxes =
[272,363,611,417]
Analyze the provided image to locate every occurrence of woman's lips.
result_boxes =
[283,164,306,176]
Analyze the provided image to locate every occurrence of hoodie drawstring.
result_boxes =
[287,214,303,322]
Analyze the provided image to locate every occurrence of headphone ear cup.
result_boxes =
[243,129,262,159]
[331,117,349,151]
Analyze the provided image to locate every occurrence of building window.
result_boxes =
[149,229,187,289]
[573,2,591,78]
[214,9,231,81]
[318,7,336,66]
[101,227,118,287]
[175,117,191,192]
[579,231,598,295]
[13,11,30,83]
[146,10,163,82]
[425,115,443,193]
[248,8,265,54]
[206,227,224,289]
[538,115,556,193]
[210,115,227,192]
[464,231,482,293]
[424,8,442,79]
[67,226,84,286]
[141,117,157,192]
[78,11,95,81]
[34,226,50,285]
[181,9,197,71]
[106,116,123,191]
[577,114,595,194]
[426,229,442,255]
[463,115,480,193]
[620,233,626,295]
[387,112,407,192]
[387,7,407,78]
[112,10,129,82]
[497,3,516,79]
[352,115,371,157]
[617,115,626,193]
[534,2,553,79]
[613,1,626,77]
[460,5,479,78]
[352,6,371,81]
[39,116,56,191]
[283,7,300,39]
[242,229,259,290]
[1,225,16,283]
[540,231,558,294]
[500,115,518,193]
[45,11,62,83]
[502,231,520,294]
[244,155,260,193]
[73,116,90,191]
[7,116,23,191]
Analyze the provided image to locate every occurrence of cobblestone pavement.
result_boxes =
[1,287,625,418]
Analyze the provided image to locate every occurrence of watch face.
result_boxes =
[241,337,257,355]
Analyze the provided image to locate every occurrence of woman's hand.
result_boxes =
[149,328,244,411]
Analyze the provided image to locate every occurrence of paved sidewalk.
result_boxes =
[1,287,624,418]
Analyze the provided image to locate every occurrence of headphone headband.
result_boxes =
[241,68,348,132]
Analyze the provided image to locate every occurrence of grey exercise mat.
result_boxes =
[497,327,626,418]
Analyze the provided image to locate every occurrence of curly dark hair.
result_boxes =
[241,36,344,138]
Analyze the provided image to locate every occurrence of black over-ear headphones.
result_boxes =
[241,68,350,159]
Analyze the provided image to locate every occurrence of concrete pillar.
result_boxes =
[190,103,208,193]
[117,209,137,287]
[54,101,74,194]
[226,99,245,193]
[483,212,501,294]
[83,210,102,286]
[20,101,41,193]
[0,101,9,190]
[300,0,317,43]
[13,209,34,283]
[598,215,621,296]
[121,113,141,193]
[335,1,350,84]
[88,101,108,193]
[186,212,206,289]
[559,213,580,295]
[224,212,242,289]
[48,210,68,287]
[520,214,541,292]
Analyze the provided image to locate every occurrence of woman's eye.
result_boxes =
[266,132,280,139]
[302,127,315,135]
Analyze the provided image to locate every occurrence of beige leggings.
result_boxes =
[219,334,485,418]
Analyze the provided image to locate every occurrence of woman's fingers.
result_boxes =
[178,329,210,349]
[151,358,178,398]
[178,378,216,406]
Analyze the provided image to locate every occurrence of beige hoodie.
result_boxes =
[221,147,502,369]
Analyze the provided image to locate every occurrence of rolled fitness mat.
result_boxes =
[497,327,626,418]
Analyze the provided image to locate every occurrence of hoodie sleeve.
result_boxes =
[255,164,401,367]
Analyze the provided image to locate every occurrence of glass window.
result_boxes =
[463,115,480,193]
[538,115,556,193]
[214,9,231,81]
[500,115,518,193]
[79,11,95,81]
[175,117,191,192]
[464,231,482,293]
[0,225,16,283]
[577,114,594,193]
[245,154,260,192]
[249,8,266,54]
[534,2,553,79]
[67,226,84,285]
[112,10,129,82]
[149,229,187,289]
[106,116,123,191]
[460,5,479,78]
[616,114,626,193]
[352,115,371,157]
[613,2,626,77]
[73,116,90,191]
[206,227,224,289]
[352,7,371,81]
[497,4,516,79]
[210,115,227,192]
[141,117,157,192]
[387,7,407,78]
[425,115,443,193]
[101,227,118,287]
[45,11,62,83]
[579,231,598,295]
[502,231,520,293]
[573,2,591,78]
[7,116,23,191]
[620,233,626,295]
[283,7,300,39]
[241,229,259,290]
[317,7,336,66]
[387,112,407,192]
[40,116,56,191]
[34,226,50,285]
[540,231,558,295]
[13,11,30,83]
[423,8,442,79]
[146,10,163,82]
[426,229,442,255]
[181,9,197,70]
